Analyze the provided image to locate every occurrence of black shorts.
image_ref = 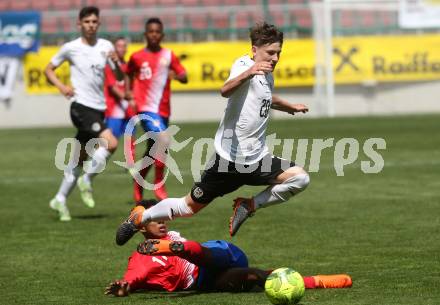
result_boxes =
[70,102,106,144]
[191,153,295,204]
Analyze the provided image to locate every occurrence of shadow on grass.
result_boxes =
[132,289,263,300]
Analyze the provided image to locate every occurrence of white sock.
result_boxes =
[55,165,82,203]
[83,147,111,182]
[141,197,194,223]
[253,173,310,209]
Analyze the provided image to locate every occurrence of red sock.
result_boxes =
[303,276,316,289]
[154,159,166,185]
[133,164,151,202]
[178,241,211,266]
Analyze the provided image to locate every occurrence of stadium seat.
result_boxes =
[339,10,354,28]
[291,8,312,28]
[31,0,51,11]
[224,0,241,5]
[361,11,376,27]
[137,0,158,7]
[116,0,137,8]
[94,0,116,9]
[128,15,145,32]
[42,17,59,34]
[200,0,221,6]
[181,0,200,6]
[161,14,179,30]
[157,0,178,6]
[51,0,73,10]
[0,1,9,10]
[210,12,230,29]
[102,15,122,32]
[10,0,32,10]
[270,11,287,28]
[186,14,209,30]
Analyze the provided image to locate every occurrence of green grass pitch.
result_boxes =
[0,114,439,305]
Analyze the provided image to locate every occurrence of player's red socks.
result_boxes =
[303,276,316,289]
[171,240,215,267]
[154,160,168,200]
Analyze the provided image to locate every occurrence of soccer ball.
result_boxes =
[264,268,305,305]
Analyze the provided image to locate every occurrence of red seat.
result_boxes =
[102,15,122,32]
[210,12,229,29]
[128,15,145,32]
[160,14,179,30]
[31,0,51,11]
[339,10,354,28]
[0,1,9,10]
[51,0,73,10]
[42,17,58,34]
[186,14,209,30]
[115,0,137,8]
[181,0,199,6]
[157,0,178,6]
[94,0,116,9]
[234,11,251,29]
[137,0,158,8]
[291,8,312,28]
[10,0,32,10]
[270,10,287,27]
[200,0,220,6]
[361,11,376,27]
[224,0,241,5]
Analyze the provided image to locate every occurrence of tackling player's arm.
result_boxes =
[107,51,125,81]
[44,63,74,99]
[271,95,309,115]
[220,61,272,98]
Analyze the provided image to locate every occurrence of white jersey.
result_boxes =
[50,37,114,111]
[214,55,274,165]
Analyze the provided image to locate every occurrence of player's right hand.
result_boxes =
[60,85,74,99]
[249,62,273,76]
[105,280,129,297]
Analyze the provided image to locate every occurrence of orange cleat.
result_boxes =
[313,274,352,288]
[115,205,145,246]
[137,239,184,255]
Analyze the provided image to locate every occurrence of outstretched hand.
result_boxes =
[105,280,129,297]
[288,104,309,115]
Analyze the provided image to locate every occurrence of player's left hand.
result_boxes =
[168,70,177,80]
[107,51,120,64]
[105,280,129,297]
[288,104,309,115]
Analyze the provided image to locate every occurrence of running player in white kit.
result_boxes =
[46,6,123,221]
[116,22,310,244]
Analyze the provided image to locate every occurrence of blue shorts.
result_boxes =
[196,240,249,290]
[105,117,136,138]
[138,112,169,133]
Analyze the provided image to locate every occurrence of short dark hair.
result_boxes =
[79,6,99,20]
[113,36,126,44]
[249,22,283,47]
[145,17,163,29]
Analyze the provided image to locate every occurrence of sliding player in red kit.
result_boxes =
[106,201,352,296]
[126,17,188,203]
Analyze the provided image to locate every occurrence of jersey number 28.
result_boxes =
[260,99,271,118]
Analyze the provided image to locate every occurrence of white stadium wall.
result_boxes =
[1,78,440,128]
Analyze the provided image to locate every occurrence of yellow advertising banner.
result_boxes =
[23,34,440,94]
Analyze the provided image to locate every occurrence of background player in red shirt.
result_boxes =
[104,37,136,167]
[105,201,352,297]
[126,17,188,202]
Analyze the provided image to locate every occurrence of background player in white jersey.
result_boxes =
[116,22,310,244]
[46,6,123,221]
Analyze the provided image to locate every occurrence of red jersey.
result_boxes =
[123,231,199,292]
[104,62,134,119]
[127,47,186,118]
